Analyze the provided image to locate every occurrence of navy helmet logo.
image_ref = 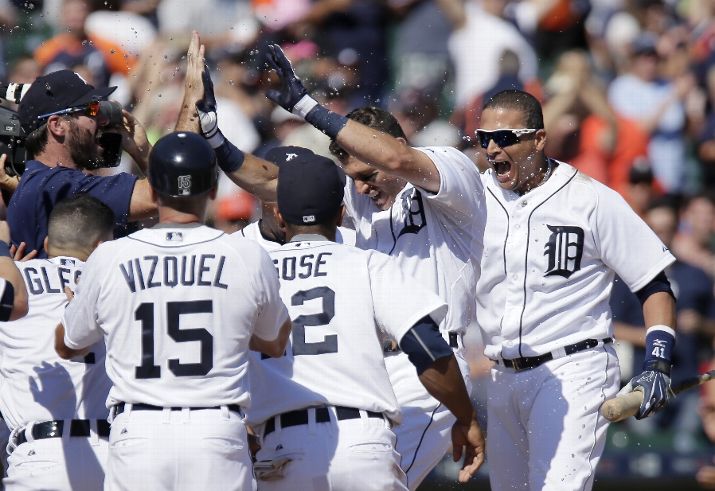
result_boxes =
[544,225,584,278]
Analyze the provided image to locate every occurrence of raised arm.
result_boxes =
[264,44,441,193]
[176,31,278,201]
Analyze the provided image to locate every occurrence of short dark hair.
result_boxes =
[482,90,544,130]
[24,124,49,159]
[48,194,115,250]
[329,106,407,161]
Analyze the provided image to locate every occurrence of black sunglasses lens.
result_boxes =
[477,130,519,148]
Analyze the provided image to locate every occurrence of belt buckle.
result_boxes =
[510,358,527,372]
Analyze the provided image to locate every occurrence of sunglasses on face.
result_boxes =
[37,100,102,122]
[475,128,538,149]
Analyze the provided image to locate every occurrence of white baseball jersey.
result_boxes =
[236,221,356,251]
[0,257,110,430]
[62,224,289,408]
[343,146,484,334]
[478,161,676,360]
[245,237,447,425]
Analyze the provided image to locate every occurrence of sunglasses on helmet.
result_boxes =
[36,100,103,122]
[475,128,538,149]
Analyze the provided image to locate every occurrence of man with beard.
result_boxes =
[7,70,156,257]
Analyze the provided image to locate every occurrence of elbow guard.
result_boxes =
[635,271,675,305]
[399,315,453,375]
[0,281,14,322]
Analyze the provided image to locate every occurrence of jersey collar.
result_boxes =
[289,233,330,243]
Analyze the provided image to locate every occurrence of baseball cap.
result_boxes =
[275,146,344,225]
[18,70,116,134]
[631,33,658,57]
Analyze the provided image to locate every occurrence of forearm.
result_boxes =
[642,291,677,329]
[54,323,90,359]
[214,140,278,202]
[419,355,475,425]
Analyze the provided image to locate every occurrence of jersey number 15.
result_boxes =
[134,300,213,379]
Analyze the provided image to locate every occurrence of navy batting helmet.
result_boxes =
[148,132,218,197]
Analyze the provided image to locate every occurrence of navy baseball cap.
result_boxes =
[18,70,116,134]
[275,146,344,225]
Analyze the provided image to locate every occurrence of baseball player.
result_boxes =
[236,146,355,249]
[246,147,484,490]
[0,195,115,491]
[475,89,677,491]
[55,132,291,491]
[256,45,486,489]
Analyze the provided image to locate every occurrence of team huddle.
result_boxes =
[0,31,678,491]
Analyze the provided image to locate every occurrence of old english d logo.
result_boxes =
[544,225,584,278]
[396,188,426,237]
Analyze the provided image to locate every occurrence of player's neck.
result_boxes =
[157,206,204,225]
[518,157,554,196]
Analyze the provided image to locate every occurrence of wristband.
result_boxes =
[199,112,225,149]
[292,95,319,119]
[304,105,349,140]
[0,240,11,259]
[214,139,245,174]
[642,325,675,374]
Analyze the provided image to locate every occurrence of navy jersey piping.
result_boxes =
[127,233,226,248]
[486,187,510,276]
[518,168,578,357]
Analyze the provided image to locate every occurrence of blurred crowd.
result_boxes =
[3,0,715,481]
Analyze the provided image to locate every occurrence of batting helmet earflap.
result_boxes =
[148,132,218,197]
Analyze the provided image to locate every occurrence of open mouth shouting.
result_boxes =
[490,160,513,185]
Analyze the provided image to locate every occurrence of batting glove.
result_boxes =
[623,370,673,419]
[196,64,224,149]
[264,44,316,117]
[626,325,676,419]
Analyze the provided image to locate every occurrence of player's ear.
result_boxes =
[535,128,547,152]
[43,236,49,254]
[274,209,287,231]
[149,186,158,205]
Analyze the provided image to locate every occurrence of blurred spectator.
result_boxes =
[34,0,136,87]
[441,0,539,113]
[622,159,663,218]
[390,0,453,97]
[389,88,460,148]
[541,49,617,182]
[462,48,524,148]
[672,193,715,280]
[211,188,257,234]
[698,357,715,488]
[293,0,391,106]
[608,32,694,194]
[696,64,715,190]
[611,197,715,432]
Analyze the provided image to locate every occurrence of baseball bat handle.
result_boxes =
[600,390,644,422]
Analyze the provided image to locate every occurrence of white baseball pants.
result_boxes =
[105,406,252,491]
[386,348,472,490]
[3,430,107,491]
[255,408,406,491]
[486,345,620,491]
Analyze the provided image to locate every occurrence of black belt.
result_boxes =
[384,332,461,353]
[497,338,613,372]
[114,402,242,416]
[264,406,383,437]
[17,419,110,446]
